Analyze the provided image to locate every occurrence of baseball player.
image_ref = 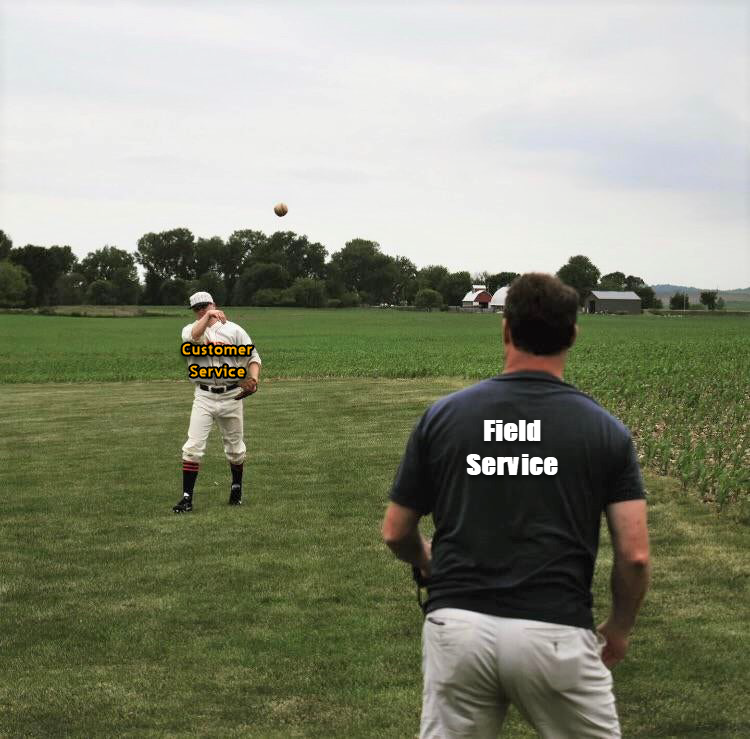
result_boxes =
[173,291,262,513]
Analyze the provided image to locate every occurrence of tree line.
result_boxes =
[0,227,710,310]
[547,255,722,311]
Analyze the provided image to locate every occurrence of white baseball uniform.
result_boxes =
[181,319,261,465]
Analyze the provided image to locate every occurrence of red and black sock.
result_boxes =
[182,460,199,496]
[230,462,243,487]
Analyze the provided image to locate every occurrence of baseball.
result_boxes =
[274,202,288,217]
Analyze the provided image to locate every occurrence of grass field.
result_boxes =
[2,309,748,507]
[1,379,749,737]
[1,309,749,736]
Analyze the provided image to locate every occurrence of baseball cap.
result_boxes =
[189,291,214,307]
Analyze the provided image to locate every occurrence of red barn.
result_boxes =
[461,285,492,309]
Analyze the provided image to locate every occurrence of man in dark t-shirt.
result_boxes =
[383,273,650,739]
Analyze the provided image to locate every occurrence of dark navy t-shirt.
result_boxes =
[389,371,645,629]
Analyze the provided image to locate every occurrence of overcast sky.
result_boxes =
[1,0,748,288]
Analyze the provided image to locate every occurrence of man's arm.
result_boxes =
[236,330,261,396]
[382,502,432,577]
[598,499,651,668]
[246,360,260,382]
[191,309,226,342]
[237,360,261,397]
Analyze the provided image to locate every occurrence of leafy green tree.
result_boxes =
[599,271,627,291]
[416,265,450,297]
[143,273,162,306]
[260,232,327,281]
[653,298,663,309]
[54,272,87,304]
[415,288,443,311]
[159,278,189,306]
[186,271,226,305]
[624,275,646,291]
[669,292,690,310]
[340,291,361,308]
[486,272,519,292]
[223,230,267,303]
[716,297,725,311]
[0,230,12,260]
[392,256,418,304]
[634,286,656,309]
[277,288,298,307]
[556,255,601,306]
[0,260,30,306]
[111,268,141,304]
[329,239,381,294]
[80,246,136,283]
[444,271,472,306]
[86,279,118,305]
[328,239,398,303]
[193,236,226,277]
[368,259,401,304]
[700,290,718,310]
[252,288,283,306]
[80,246,139,303]
[233,262,291,305]
[9,244,77,305]
[136,228,195,302]
[290,277,326,308]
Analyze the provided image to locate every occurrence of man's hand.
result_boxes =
[236,377,258,400]
[596,619,630,669]
[418,537,432,579]
[191,306,227,341]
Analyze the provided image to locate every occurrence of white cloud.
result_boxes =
[0,0,747,287]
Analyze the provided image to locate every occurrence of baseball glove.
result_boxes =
[236,377,258,400]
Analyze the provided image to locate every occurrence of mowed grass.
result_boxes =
[1,379,749,737]
[2,309,748,505]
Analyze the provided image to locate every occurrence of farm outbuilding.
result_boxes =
[585,291,641,314]
[490,286,509,312]
[462,285,492,309]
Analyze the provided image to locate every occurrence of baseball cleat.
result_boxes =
[173,495,193,513]
[228,484,242,506]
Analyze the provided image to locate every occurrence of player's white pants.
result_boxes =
[420,609,620,739]
[182,386,246,465]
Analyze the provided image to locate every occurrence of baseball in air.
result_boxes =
[274,202,288,217]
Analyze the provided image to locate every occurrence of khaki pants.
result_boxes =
[181,386,246,465]
[420,608,620,739]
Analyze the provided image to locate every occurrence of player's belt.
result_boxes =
[199,383,239,394]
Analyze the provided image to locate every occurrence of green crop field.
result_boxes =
[1,309,749,737]
[2,309,748,507]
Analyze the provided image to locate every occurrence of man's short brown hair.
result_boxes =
[504,273,579,355]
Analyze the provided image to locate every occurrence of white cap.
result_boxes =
[189,291,214,307]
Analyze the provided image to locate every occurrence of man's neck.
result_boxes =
[502,351,566,380]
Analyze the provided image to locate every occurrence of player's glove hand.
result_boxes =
[236,378,258,400]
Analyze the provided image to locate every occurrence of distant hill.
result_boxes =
[650,285,750,310]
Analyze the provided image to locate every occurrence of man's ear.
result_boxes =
[571,323,579,347]
[502,319,511,345]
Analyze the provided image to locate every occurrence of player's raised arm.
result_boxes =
[191,307,226,342]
